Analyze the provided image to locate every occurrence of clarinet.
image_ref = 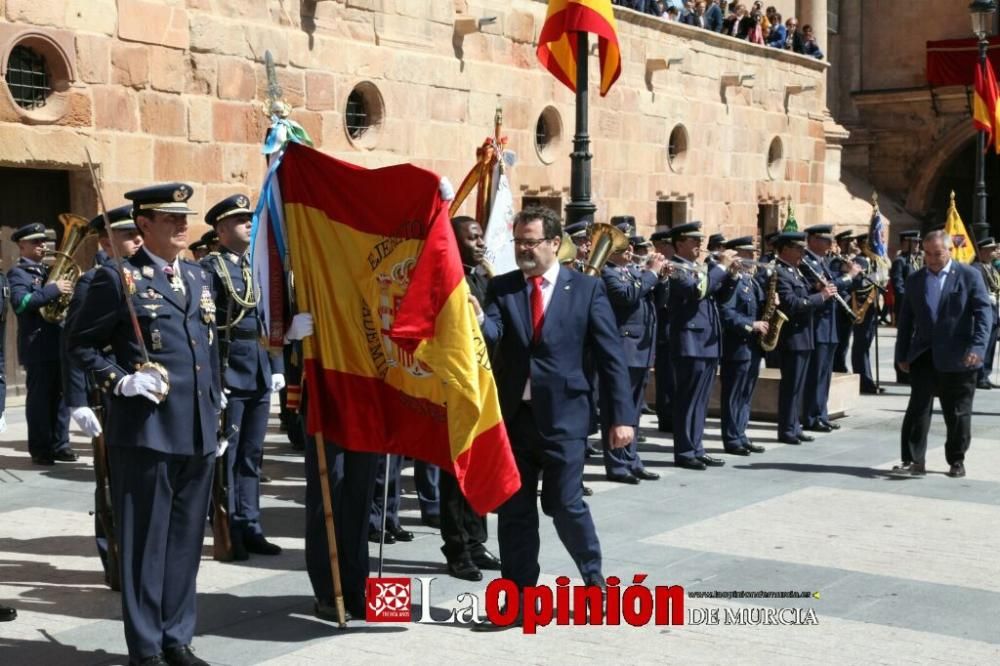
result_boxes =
[799,257,856,321]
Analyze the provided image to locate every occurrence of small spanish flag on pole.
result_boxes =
[537,0,621,96]
[944,190,976,264]
[973,55,1000,153]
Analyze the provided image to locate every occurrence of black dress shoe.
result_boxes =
[656,425,673,434]
[131,656,169,666]
[245,535,282,555]
[229,533,249,561]
[796,434,815,442]
[31,455,55,466]
[860,386,886,395]
[0,604,16,622]
[260,474,272,483]
[53,449,79,462]
[977,381,993,390]
[746,443,766,453]
[777,436,802,445]
[368,529,395,544]
[581,484,594,496]
[422,514,441,529]
[447,558,483,582]
[635,434,647,443]
[697,454,725,467]
[471,548,502,570]
[585,442,602,456]
[387,526,414,542]
[163,645,208,666]
[947,463,966,478]
[606,473,640,484]
[633,469,660,480]
[724,447,751,456]
[675,458,707,470]
[820,421,841,430]
[804,424,832,433]
[641,405,656,415]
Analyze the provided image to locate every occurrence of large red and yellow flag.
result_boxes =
[537,0,621,96]
[278,143,519,514]
[973,56,1000,153]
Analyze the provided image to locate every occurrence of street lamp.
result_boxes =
[971,0,997,240]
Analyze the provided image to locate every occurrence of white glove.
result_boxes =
[115,368,168,404]
[71,406,103,438]
[216,436,230,458]
[284,313,314,342]
[0,411,6,434]
[271,373,286,392]
[438,176,456,202]
[220,390,229,411]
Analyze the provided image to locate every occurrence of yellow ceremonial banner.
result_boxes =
[944,191,975,264]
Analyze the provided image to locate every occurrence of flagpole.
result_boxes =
[565,31,596,228]
[974,28,991,242]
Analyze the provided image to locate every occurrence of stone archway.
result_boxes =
[905,121,976,217]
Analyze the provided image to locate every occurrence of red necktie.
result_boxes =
[530,275,545,343]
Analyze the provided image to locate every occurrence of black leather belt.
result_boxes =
[230,329,259,340]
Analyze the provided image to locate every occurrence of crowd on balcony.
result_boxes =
[612,0,825,60]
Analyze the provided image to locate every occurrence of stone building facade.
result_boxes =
[0,0,840,390]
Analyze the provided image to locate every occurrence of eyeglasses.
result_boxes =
[512,237,554,249]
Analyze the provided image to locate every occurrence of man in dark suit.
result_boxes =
[973,237,1000,389]
[650,230,674,433]
[7,222,76,465]
[894,230,992,478]
[801,225,860,432]
[773,232,837,444]
[474,206,634,611]
[666,222,737,470]
[67,183,221,666]
[599,237,663,483]
[718,237,768,455]
[202,194,284,559]
[62,205,142,589]
[890,230,920,383]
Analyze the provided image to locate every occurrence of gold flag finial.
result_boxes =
[950,190,957,204]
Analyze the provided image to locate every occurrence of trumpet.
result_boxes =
[798,257,856,321]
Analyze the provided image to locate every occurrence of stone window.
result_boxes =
[534,106,562,164]
[6,46,49,110]
[767,136,784,181]
[344,81,384,150]
[0,29,76,123]
[667,124,688,174]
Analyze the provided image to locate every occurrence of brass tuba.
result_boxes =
[583,223,629,276]
[557,232,578,265]
[40,213,94,323]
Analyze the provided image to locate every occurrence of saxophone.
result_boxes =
[759,267,788,352]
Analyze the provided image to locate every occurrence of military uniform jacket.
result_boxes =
[63,261,108,408]
[718,271,766,362]
[653,279,670,348]
[890,254,913,304]
[775,259,826,352]
[975,260,1000,322]
[7,258,63,366]
[66,247,222,456]
[667,258,734,359]
[0,272,7,411]
[601,264,658,368]
[201,248,281,392]
[801,250,853,344]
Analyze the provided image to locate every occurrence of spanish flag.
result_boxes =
[537,0,621,96]
[278,143,519,514]
[944,190,975,264]
[973,57,1000,153]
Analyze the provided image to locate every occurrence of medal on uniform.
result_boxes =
[123,270,136,295]
[151,329,163,351]
[141,266,154,279]
[200,285,216,323]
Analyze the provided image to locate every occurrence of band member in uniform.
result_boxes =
[67,183,221,666]
[890,230,921,383]
[667,222,736,470]
[63,205,142,588]
[849,233,883,395]
[773,232,838,444]
[0,246,8,435]
[8,222,76,465]
[708,233,726,255]
[894,230,991,478]
[565,221,591,272]
[801,225,860,432]
[718,236,768,455]
[188,239,208,261]
[650,230,674,433]
[472,206,634,616]
[974,237,1000,389]
[599,237,663,483]
[202,194,284,558]
[831,230,854,373]
[761,230,781,369]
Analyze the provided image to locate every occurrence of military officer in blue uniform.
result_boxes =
[0,247,8,435]
[667,222,737,470]
[718,236,769,455]
[7,222,76,465]
[831,230,855,373]
[188,239,208,261]
[890,230,920,383]
[650,230,674,433]
[974,237,1000,389]
[67,183,221,666]
[773,232,838,444]
[848,234,884,395]
[62,205,142,587]
[800,225,859,432]
[202,194,284,559]
[599,235,663,483]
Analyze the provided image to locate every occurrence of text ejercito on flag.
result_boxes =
[278,143,520,514]
[537,0,621,96]
[973,56,1000,153]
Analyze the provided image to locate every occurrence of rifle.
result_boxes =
[89,390,120,591]
[212,295,238,561]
